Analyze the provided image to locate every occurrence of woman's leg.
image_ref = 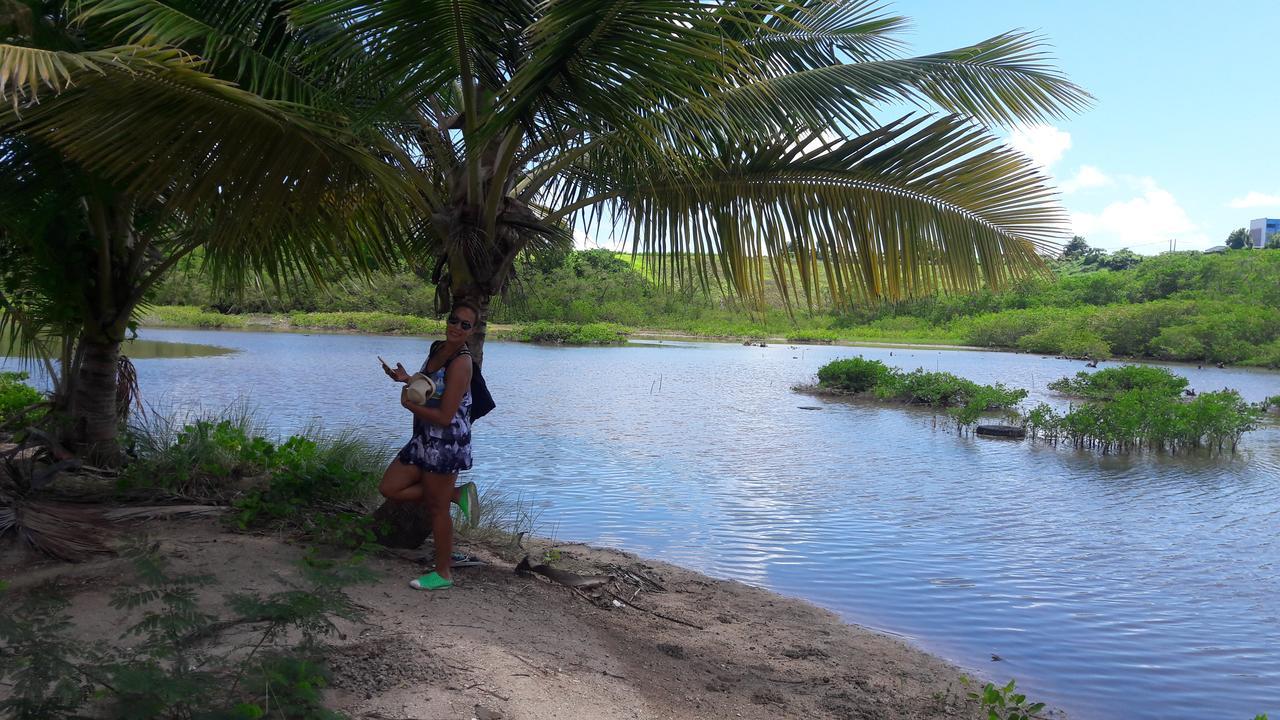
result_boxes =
[378,459,425,502]
[422,471,458,578]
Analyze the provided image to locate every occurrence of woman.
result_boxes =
[379,301,482,590]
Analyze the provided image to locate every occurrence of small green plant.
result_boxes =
[232,430,383,529]
[0,371,43,426]
[816,357,897,393]
[960,676,1045,720]
[0,545,371,719]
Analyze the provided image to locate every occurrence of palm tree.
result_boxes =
[1,0,421,459]
[268,0,1089,368]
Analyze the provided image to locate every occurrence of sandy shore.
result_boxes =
[3,515,989,720]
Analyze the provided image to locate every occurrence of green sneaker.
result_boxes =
[456,481,479,525]
[409,571,452,591]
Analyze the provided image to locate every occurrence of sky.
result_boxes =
[579,1,1280,254]
[894,0,1280,253]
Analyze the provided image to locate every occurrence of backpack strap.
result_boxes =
[429,341,471,368]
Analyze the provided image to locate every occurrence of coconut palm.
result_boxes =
[18,0,1091,370]
[0,0,422,459]
[281,0,1089,367]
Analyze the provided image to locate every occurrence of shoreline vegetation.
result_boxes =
[0,410,1015,719]
[807,359,1267,453]
[148,247,1280,365]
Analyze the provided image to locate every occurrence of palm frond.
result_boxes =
[728,0,910,64]
[69,0,327,104]
[1,43,426,252]
[556,115,1063,307]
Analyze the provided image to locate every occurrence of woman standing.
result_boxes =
[379,301,482,590]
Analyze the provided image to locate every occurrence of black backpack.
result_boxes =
[430,341,495,421]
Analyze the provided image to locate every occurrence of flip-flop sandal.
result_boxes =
[450,551,485,568]
[409,571,452,591]
[415,551,485,568]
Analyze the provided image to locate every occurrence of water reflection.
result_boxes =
[4,329,1279,720]
[0,337,233,360]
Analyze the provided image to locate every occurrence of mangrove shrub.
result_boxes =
[1048,365,1188,400]
[815,358,1027,427]
[1026,389,1260,454]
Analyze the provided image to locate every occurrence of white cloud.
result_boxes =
[1006,124,1072,170]
[1227,191,1280,209]
[1060,165,1112,194]
[1070,177,1208,252]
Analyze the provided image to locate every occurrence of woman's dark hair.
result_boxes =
[451,299,482,320]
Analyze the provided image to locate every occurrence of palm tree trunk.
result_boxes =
[69,337,121,464]
[458,292,492,369]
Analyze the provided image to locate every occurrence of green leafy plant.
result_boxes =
[124,411,382,531]
[0,371,43,426]
[0,545,371,719]
[961,677,1045,720]
[514,321,630,345]
[1048,365,1188,400]
[814,359,1025,429]
[1025,389,1260,453]
[816,357,898,393]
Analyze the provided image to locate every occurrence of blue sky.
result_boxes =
[895,0,1280,252]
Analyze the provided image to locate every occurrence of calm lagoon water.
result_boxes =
[6,329,1279,720]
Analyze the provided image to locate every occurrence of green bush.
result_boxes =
[1026,389,1259,453]
[814,359,1025,427]
[816,357,896,393]
[1016,322,1110,358]
[1048,365,1188,400]
[288,311,445,336]
[142,305,248,328]
[959,309,1054,347]
[0,371,43,425]
[124,413,383,528]
[513,321,629,345]
[876,369,1026,411]
[786,329,838,343]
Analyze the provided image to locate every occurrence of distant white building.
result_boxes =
[1249,218,1280,248]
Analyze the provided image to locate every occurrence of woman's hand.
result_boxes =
[400,386,415,410]
[388,362,411,383]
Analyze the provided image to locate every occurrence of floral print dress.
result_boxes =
[396,344,473,474]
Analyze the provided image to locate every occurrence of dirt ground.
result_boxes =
[2,514,990,720]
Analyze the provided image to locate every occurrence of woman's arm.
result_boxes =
[401,355,473,427]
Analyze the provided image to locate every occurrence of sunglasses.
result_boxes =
[447,315,474,331]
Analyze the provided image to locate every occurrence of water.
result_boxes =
[6,329,1279,719]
